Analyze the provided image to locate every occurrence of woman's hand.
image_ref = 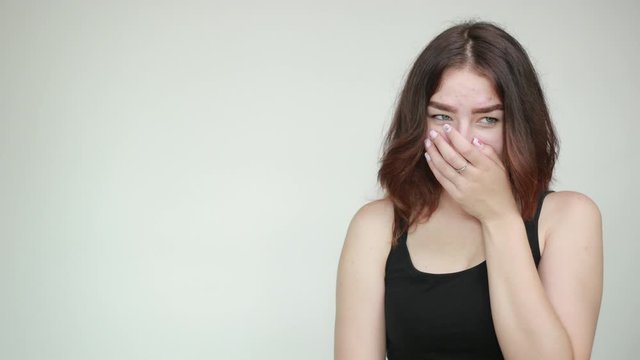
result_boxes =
[424,124,519,223]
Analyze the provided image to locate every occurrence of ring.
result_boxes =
[455,163,468,174]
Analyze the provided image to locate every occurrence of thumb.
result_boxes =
[472,137,503,167]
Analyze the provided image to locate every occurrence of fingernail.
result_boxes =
[472,137,484,147]
[424,153,431,162]
[425,138,432,148]
[429,130,439,139]
[443,124,451,133]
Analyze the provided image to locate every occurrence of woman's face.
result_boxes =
[427,67,505,158]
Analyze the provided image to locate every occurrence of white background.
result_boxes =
[1,1,638,359]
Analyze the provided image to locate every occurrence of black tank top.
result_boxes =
[385,191,553,359]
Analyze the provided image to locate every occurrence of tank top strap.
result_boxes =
[385,229,414,278]
[524,190,554,267]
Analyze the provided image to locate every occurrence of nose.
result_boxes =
[453,122,474,143]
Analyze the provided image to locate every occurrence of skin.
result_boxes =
[427,66,505,159]
[334,67,603,359]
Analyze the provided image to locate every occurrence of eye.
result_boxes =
[432,114,452,121]
[479,117,498,125]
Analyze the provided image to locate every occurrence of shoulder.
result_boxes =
[536,191,603,360]
[335,198,393,358]
[543,190,601,225]
[539,191,602,253]
[339,198,395,272]
[349,197,395,237]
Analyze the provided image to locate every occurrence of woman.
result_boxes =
[334,21,603,359]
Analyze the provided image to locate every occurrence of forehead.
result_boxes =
[430,67,501,108]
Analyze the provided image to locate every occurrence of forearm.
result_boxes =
[482,214,573,359]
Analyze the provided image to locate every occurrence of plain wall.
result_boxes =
[1,0,638,359]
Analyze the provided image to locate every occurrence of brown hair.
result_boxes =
[378,20,558,247]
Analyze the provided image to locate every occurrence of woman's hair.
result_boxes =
[378,20,558,247]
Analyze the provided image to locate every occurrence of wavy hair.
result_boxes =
[378,21,558,247]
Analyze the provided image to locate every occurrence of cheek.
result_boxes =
[426,121,442,133]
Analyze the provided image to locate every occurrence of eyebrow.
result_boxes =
[428,101,504,114]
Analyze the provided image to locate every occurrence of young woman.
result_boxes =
[334,21,603,359]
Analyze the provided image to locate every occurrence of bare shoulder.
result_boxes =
[536,191,603,360]
[539,191,602,253]
[335,198,394,359]
[542,190,601,224]
[339,198,395,270]
[349,198,395,239]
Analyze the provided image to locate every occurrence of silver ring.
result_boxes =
[455,163,468,174]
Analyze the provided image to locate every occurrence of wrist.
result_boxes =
[480,211,525,249]
[479,211,522,228]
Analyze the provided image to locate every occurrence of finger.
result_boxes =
[428,129,471,173]
[425,136,465,187]
[441,124,489,168]
[424,152,459,196]
[471,138,504,168]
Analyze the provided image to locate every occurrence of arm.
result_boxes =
[334,200,393,360]
[424,126,603,359]
[481,191,602,359]
[537,191,603,359]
